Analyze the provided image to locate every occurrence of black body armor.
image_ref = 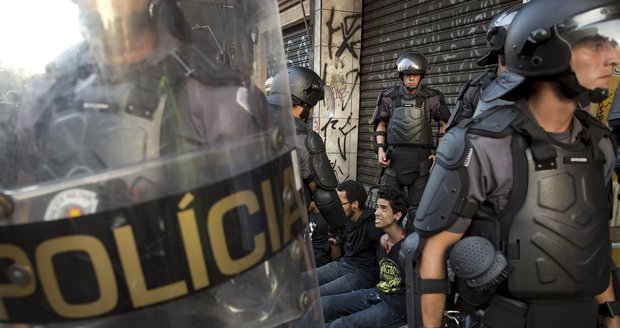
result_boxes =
[471,108,613,299]
[503,132,610,299]
[386,89,433,148]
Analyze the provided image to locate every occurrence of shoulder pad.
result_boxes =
[468,105,521,138]
[436,127,468,169]
[456,80,472,100]
[305,131,326,154]
[383,86,399,98]
[374,93,384,107]
[419,86,440,98]
[480,71,525,102]
[45,42,93,79]
[469,70,491,86]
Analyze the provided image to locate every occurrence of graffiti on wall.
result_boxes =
[285,34,312,68]
[319,7,361,181]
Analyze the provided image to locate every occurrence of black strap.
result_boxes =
[456,198,479,218]
[415,277,451,295]
[513,119,558,171]
[599,301,620,317]
[387,86,401,108]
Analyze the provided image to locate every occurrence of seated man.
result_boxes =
[318,186,410,327]
[315,180,384,296]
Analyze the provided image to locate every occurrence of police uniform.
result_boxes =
[16,31,265,188]
[447,70,517,131]
[9,31,270,327]
[446,69,495,130]
[374,84,450,213]
[294,118,315,207]
[415,99,616,327]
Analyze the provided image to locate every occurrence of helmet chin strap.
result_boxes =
[588,88,609,103]
[557,71,609,103]
[300,104,312,123]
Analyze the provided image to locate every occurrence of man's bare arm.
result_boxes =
[419,230,464,327]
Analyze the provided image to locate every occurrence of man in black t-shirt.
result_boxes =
[314,180,384,296]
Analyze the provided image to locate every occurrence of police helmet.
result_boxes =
[476,5,521,66]
[286,66,325,107]
[504,0,620,78]
[396,51,428,77]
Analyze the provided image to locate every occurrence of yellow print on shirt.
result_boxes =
[376,258,402,293]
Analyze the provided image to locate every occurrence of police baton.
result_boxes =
[377,145,393,184]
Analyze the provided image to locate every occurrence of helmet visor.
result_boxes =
[557,8,620,91]
[557,7,620,56]
[397,57,424,73]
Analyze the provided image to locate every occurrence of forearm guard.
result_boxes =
[305,131,345,233]
[373,131,387,153]
[313,188,346,235]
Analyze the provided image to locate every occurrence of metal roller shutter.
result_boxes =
[357,0,522,187]
[283,23,313,68]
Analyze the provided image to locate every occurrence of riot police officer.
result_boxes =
[413,0,620,327]
[0,0,324,327]
[267,66,346,237]
[446,5,521,130]
[372,51,450,221]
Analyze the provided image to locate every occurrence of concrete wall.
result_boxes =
[312,0,362,182]
[279,0,362,183]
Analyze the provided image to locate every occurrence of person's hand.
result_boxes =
[378,149,391,168]
[428,154,436,172]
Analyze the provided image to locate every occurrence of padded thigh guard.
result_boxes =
[414,127,478,236]
[305,131,338,190]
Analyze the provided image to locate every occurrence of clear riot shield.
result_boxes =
[0,0,323,327]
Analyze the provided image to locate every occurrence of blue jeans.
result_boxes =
[316,260,375,296]
[322,288,406,328]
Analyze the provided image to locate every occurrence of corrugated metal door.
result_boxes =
[357,0,522,187]
[283,23,313,68]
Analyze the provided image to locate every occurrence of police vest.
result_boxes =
[468,107,613,300]
[385,87,433,148]
[38,43,250,182]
